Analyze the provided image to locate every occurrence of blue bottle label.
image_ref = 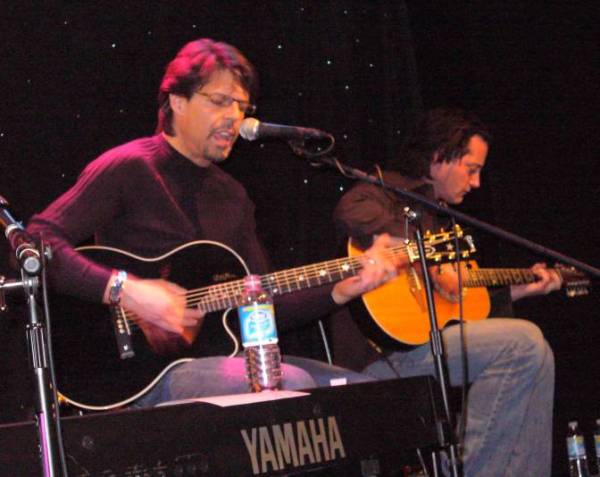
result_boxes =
[238,303,278,347]
[595,434,600,456]
[567,435,586,458]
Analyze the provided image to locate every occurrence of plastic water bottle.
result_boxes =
[566,420,590,477]
[237,275,282,392]
[594,419,600,475]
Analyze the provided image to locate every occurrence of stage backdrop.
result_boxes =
[1,2,597,476]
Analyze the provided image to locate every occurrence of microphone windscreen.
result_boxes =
[239,118,260,141]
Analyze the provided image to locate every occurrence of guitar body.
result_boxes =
[348,240,491,346]
[51,241,248,407]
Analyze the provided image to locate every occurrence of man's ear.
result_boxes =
[429,158,451,182]
[168,93,187,116]
[428,153,442,181]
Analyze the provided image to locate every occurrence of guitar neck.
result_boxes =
[189,246,406,313]
[464,268,543,288]
[261,255,364,297]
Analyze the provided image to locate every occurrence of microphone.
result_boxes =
[239,118,330,142]
[0,196,42,275]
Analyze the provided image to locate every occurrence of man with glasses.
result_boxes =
[28,39,400,406]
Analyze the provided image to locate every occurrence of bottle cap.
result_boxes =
[243,274,263,292]
[568,420,578,428]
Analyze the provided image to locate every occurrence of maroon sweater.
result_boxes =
[28,135,339,344]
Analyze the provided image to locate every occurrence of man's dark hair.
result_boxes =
[388,108,492,179]
[156,38,258,135]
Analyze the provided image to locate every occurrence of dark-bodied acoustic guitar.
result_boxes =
[348,239,590,347]
[52,230,465,409]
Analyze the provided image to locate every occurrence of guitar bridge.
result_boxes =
[111,306,135,359]
[408,266,422,293]
[408,266,428,312]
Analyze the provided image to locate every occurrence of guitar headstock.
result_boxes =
[555,264,591,297]
[406,225,477,264]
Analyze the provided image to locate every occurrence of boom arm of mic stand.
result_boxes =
[316,155,600,278]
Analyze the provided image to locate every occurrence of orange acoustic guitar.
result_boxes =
[348,234,590,346]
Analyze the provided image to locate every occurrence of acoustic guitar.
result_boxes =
[52,231,463,409]
[348,238,589,346]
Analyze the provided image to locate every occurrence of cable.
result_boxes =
[317,319,333,365]
[288,134,336,162]
[451,218,468,461]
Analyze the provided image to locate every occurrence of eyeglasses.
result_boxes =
[195,92,256,116]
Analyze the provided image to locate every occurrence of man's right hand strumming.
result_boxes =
[103,274,205,354]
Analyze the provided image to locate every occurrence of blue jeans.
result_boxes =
[363,318,555,477]
[133,354,373,408]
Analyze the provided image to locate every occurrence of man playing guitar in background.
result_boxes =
[334,108,561,476]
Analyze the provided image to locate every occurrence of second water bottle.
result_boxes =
[566,420,590,477]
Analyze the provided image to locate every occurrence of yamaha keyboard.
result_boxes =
[0,377,442,476]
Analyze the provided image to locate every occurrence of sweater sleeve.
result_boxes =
[27,156,127,302]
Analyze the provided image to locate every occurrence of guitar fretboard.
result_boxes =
[188,248,400,313]
[464,268,539,287]
[464,266,589,298]
[261,257,362,296]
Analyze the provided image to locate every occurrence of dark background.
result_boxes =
[0,2,597,475]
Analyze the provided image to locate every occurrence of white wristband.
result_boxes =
[109,270,127,305]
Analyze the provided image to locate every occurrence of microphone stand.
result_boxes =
[407,208,461,476]
[294,148,599,476]
[1,205,67,476]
